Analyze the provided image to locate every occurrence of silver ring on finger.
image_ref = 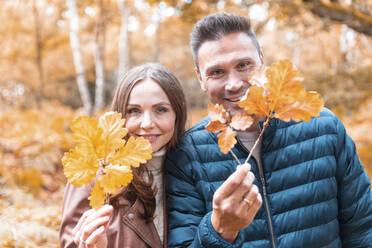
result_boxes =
[243,197,253,207]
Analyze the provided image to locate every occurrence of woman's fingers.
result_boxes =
[85,225,107,248]
[80,215,110,243]
[73,205,113,246]
[73,209,95,245]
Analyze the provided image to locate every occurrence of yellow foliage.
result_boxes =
[208,60,324,155]
[62,111,152,209]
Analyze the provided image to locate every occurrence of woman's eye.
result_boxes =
[127,108,140,114]
[156,107,168,113]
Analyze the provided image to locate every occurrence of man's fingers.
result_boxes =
[244,192,262,221]
[232,171,255,202]
[238,184,260,213]
[214,163,251,204]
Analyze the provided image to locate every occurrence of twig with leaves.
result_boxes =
[206,59,324,167]
[61,111,152,209]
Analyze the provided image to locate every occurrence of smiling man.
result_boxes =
[165,12,372,248]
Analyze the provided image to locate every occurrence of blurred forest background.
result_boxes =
[0,0,371,246]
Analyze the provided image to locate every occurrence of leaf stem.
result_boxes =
[230,150,242,166]
[244,118,270,165]
[105,193,110,205]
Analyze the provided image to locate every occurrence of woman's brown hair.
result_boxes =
[110,63,187,220]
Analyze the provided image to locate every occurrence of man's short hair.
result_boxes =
[190,12,261,69]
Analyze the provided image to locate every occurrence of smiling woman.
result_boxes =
[59,63,187,248]
[125,79,176,153]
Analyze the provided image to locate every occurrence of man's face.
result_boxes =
[197,32,263,116]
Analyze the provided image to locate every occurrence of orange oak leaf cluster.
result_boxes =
[239,59,324,122]
[207,59,324,155]
[206,104,253,154]
[62,111,152,209]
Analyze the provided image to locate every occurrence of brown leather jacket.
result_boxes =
[59,182,167,248]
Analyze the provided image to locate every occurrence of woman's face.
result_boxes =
[125,79,176,153]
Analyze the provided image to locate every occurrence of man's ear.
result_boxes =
[195,67,206,92]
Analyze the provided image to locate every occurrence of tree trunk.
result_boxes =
[32,0,44,108]
[94,0,106,111]
[67,0,93,116]
[153,7,161,62]
[117,0,130,84]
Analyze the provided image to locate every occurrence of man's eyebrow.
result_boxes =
[204,57,256,73]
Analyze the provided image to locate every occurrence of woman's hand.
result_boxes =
[73,204,114,248]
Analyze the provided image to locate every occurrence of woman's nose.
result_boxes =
[140,112,155,129]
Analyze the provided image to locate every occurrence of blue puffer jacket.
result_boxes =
[165,109,372,248]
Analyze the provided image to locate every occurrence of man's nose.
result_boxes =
[225,72,245,92]
[140,112,155,129]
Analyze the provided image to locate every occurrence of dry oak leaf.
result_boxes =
[205,120,226,133]
[97,112,127,158]
[70,116,103,151]
[62,111,152,209]
[265,59,305,112]
[230,113,254,131]
[218,126,237,154]
[109,136,152,167]
[239,59,323,123]
[208,104,230,123]
[275,91,324,122]
[239,86,270,117]
[62,145,99,187]
[89,182,106,210]
[248,65,268,87]
[98,164,133,194]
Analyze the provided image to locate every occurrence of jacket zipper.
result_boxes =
[237,137,276,248]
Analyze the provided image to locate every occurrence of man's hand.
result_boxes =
[211,163,262,243]
[73,204,113,248]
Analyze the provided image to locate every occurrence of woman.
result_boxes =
[60,63,187,248]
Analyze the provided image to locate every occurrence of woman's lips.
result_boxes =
[137,134,160,143]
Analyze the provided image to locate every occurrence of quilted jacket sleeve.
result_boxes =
[165,135,245,248]
[334,116,372,247]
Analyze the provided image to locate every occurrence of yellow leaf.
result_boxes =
[71,116,103,153]
[208,104,230,123]
[217,126,237,154]
[97,111,128,159]
[275,91,324,122]
[230,113,254,131]
[238,85,270,117]
[265,59,306,111]
[98,164,133,194]
[89,182,106,210]
[248,65,268,87]
[62,145,99,187]
[206,120,226,133]
[110,136,152,167]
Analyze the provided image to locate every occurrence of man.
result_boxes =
[165,12,372,248]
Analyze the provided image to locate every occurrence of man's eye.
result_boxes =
[237,62,251,70]
[208,69,224,79]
